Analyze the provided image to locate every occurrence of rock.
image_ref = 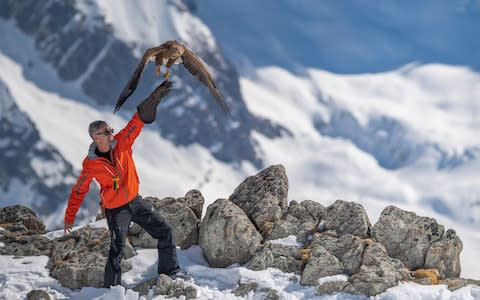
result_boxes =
[199,199,263,268]
[0,229,52,256]
[438,278,480,291]
[345,242,411,296]
[311,233,365,275]
[155,274,174,295]
[323,200,371,238]
[26,289,51,300]
[47,226,136,289]
[371,206,444,269]
[259,287,280,300]
[267,200,324,243]
[315,281,349,296]
[300,245,344,285]
[128,193,201,249]
[248,242,304,274]
[425,229,462,278]
[229,165,288,233]
[233,282,258,297]
[154,274,197,299]
[131,277,157,296]
[178,189,205,219]
[0,205,46,234]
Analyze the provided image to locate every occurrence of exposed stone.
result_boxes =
[199,199,262,268]
[26,289,51,300]
[0,205,46,234]
[315,281,349,296]
[425,229,462,278]
[233,281,258,297]
[345,242,411,296]
[0,230,52,256]
[128,194,201,249]
[311,233,365,275]
[47,226,136,289]
[372,206,444,269]
[259,287,280,300]
[229,165,288,233]
[323,200,371,238]
[301,245,345,285]
[438,278,480,291]
[267,200,324,243]
[248,242,304,274]
[131,277,157,296]
[178,189,205,219]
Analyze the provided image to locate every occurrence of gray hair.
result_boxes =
[88,120,107,138]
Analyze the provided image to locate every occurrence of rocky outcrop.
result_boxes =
[0,230,52,256]
[128,190,203,249]
[132,274,197,299]
[266,200,324,243]
[47,226,136,289]
[323,200,371,238]
[229,165,288,233]
[0,205,46,234]
[372,205,445,269]
[248,241,304,274]
[199,199,263,268]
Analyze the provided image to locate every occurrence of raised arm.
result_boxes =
[115,112,145,152]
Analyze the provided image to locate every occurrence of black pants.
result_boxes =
[103,195,179,288]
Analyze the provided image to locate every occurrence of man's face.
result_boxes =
[92,123,114,148]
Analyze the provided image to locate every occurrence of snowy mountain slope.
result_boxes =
[0,0,285,167]
[0,78,98,229]
[195,0,480,73]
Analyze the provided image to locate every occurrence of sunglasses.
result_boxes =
[95,128,114,136]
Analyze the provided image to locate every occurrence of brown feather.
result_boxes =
[182,48,230,114]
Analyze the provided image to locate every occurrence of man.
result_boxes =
[64,80,180,288]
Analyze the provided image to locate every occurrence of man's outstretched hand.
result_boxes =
[64,222,73,235]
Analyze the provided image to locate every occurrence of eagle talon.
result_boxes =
[164,69,171,78]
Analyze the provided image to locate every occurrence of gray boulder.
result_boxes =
[199,199,262,267]
[301,245,344,285]
[26,290,51,300]
[372,205,444,269]
[128,192,202,249]
[0,229,52,256]
[0,205,46,234]
[248,241,304,274]
[229,165,288,233]
[267,200,324,243]
[425,229,463,278]
[323,200,371,238]
[47,226,136,289]
[178,189,205,219]
[344,242,411,296]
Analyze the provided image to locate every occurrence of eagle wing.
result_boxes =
[182,48,230,115]
[114,45,168,113]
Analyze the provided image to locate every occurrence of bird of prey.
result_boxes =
[114,40,229,115]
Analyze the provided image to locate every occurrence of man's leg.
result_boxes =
[130,196,179,275]
[104,205,132,288]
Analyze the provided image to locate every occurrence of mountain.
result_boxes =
[0,79,98,228]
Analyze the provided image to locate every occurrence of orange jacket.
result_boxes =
[64,113,145,225]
